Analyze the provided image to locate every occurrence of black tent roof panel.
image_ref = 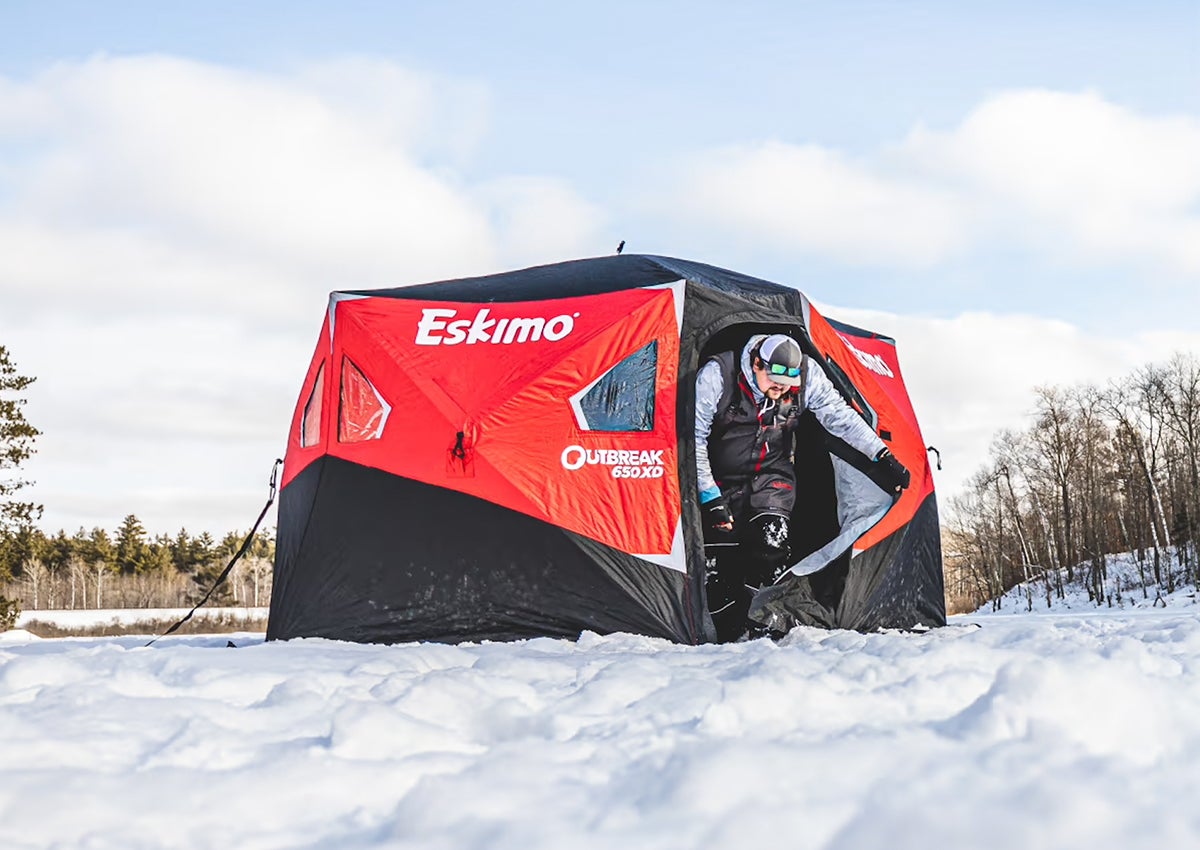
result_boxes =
[340,254,803,304]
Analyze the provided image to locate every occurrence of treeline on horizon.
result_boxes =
[945,351,1200,614]
[0,515,275,613]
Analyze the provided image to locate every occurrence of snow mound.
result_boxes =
[0,629,40,645]
[2,613,1199,849]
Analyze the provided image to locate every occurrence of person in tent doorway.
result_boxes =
[696,333,911,641]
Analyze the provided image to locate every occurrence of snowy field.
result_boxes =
[2,608,1199,850]
[15,606,269,630]
[15,605,270,629]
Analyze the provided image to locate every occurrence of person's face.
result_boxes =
[753,359,790,399]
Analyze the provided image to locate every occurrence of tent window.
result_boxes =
[339,357,391,443]
[574,341,657,432]
[824,356,878,431]
[300,362,325,448]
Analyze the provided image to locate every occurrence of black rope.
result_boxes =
[145,458,283,647]
[926,446,942,470]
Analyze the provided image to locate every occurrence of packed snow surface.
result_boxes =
[2,610,1199,849]
[16,606,269,629]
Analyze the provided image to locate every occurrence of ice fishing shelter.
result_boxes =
[267,255,944,644]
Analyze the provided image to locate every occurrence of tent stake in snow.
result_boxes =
[145,458,283,647]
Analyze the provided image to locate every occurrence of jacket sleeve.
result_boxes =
[694,360,724,503]
[803,358,887,459]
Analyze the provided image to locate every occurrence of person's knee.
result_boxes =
[746,515,791,584]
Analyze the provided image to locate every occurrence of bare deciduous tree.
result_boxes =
[947,352,1200,610]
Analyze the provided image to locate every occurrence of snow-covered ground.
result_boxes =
[2,608,1199,850]
[16,606,269,629]
[981,550,1198,615]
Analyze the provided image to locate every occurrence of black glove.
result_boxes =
[874,448,910,492]
[702,495,734,529]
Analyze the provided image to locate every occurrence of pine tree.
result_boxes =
[0,346,41,582]
[114,514,148,574]
[85,527,116,609]
[144,534,172,574]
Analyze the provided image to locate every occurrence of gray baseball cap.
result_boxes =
[757,334,804,387]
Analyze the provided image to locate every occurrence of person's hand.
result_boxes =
[874,448,910,493]
[703,495,734,531]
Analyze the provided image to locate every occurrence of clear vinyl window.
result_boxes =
[300,362,325,448]
[339,357,391,443]
[574,341,657,432]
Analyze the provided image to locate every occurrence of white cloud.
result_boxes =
[669,141,969,267]
[0,55,606,534]
[818,303,1200,505]
[666,90,1200,277]
[0,55,607,302]
[903,89,1200,275]
[2,56,497,288]
[296,56,492,165]
[475,175,607,269]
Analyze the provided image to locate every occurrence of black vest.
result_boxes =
[706,350,806,519]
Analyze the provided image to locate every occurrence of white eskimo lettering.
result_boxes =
[503,317,546,343]
[465,309,496,344]
[443,319,470,345]
[416,308,577,345]
[414,308,457,345]
[838,335,895,378]
[543,315,573,341]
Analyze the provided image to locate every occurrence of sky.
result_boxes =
[1,1,1198,535]
[4,594,1200,848]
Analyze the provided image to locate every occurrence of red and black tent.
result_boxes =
[267,255,943,644]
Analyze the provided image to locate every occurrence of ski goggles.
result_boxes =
[766,362,802,378]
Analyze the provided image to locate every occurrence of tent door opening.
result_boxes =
[697,323,843,578]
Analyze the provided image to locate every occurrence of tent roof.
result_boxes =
[341,254,805,305]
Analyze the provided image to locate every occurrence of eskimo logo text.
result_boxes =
[838,335,895,378]
[415,308,578,345]
[561,445,666,479]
